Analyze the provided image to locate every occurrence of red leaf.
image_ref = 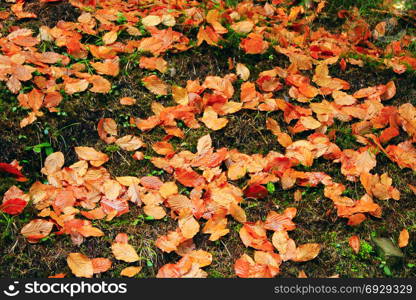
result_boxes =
[244,184,268,199]
[0,198,27,215]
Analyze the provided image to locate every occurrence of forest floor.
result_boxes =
[0,0,415,278]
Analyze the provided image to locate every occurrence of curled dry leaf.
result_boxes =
[172,85,189,105]
[360,173,400,200]
[188,250,212,267]
[0,198,27,215]
[41,152,64,176]
[156,253,209,278]
[120,97,136,105]
[103,30,118,45]
[155,229,186,253]
[202,212,229,241]
[0,161,27,181]
[97,118,117,144]
[143,204,166,219]
[139,56,168,73]
[159,182,178,199]
[236,63,250,81]
[142,15,162,27]
[272,231,296,261]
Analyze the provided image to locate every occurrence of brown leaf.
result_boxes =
[42,152,64,176]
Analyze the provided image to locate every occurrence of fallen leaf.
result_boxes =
[349,235,360,254]
[67,253,93,278]
[111,242,139,263]
[120,266,142,277]
[398,229,409,248]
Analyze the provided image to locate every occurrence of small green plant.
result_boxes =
[266,182,275,194]
[379,260,392,276]
[232,223,243,232]
[131,214,155,226]
[358,241,374,260]
[0,212,14,240]
[225,0,238,8]
[147,169,164,176]
[116,12,127,24]
[209,269,224,278]
[40,233,56,244]
[104,144,121,153]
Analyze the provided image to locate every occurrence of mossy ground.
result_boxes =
[0,0,415,278]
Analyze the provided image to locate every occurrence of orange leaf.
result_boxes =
[200,107,228,131]
[240,33,269,54]
[67,253,93,278]
[239,221,274,251]
[115,135,145,151]
[292,243,321,262]
[97,118,117,144]
[398,229,409,248]
[120,266,142,277]
[348,235,360,254]
[142,75,169,95]
[139,56,168,73]
[21,219,54,243]
[91,258,112,274]
[103,31,118,45]
[120,97,136,105]
[75,147,109,167]
[111,242,139,262]
[91,58,119,76]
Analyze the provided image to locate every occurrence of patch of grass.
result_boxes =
[325,0,384,17]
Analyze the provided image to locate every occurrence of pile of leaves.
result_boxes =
[0,0,415,278]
